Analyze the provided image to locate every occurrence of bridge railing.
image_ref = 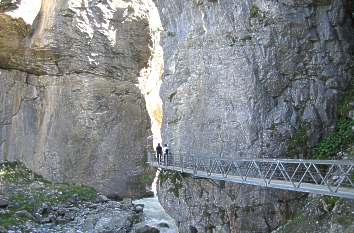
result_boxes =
[147,152,354,198]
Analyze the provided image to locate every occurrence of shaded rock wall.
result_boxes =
[273,197,354,233]
[154,0,354,232]
[0,0,159,198]
[158,173,305,233]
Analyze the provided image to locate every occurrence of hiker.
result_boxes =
[162,144,169,165]
[156,143,162,163]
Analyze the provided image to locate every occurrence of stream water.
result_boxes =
[133,197,178,233]
[133,170,178,233]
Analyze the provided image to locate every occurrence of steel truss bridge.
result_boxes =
[148,153,354,199]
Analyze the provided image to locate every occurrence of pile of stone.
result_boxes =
[1,195,159,233]
[0,161,160,233]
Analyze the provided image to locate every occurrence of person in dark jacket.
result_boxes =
[156,143,162,164]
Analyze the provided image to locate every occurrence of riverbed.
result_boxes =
[134,197,178,233]
[133,170,178,233]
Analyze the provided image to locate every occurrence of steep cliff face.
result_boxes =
[154,0,354,232]
[158,173,305,233]
[156,0,353,158]
[0,0,161,198]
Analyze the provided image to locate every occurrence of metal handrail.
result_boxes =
[147,152,354,199]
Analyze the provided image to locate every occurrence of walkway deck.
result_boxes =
[148,154,354,199]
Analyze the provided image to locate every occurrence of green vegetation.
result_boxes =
[323,196,339,212]
[313,83,354,159]
[0,161,98,229]
[313,119,354,159]
[250,5,262,18]
[288,124,309,158]
[0,161,50,184]
[140,174,155,185]
[287,81,354,160]
[159,170,190,197]
[56,185,97,202]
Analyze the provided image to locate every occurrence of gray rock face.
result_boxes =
[154,0,353,232]
[273,198,354,233]
[0,0,20,12]
[156,0,353,159]
[158,174,305,233]
[0,0,158,198]
[14,201,145,233]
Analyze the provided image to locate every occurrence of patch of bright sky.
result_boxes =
[136,0,164,147]
[5,0,42,25]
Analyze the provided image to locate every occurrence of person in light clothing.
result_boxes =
[162,144,169,165]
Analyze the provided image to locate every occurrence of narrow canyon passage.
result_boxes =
[0,0,164,198]
[1,0,354,232]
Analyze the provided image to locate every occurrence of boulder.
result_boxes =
[96,194,109,203]
[0,198,8,208]
[157,222,169,228]
[134,204,144,213]
[15,210,34,219]
[0,225,7,233]
[134,224,160,233]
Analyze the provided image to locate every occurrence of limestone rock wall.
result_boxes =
[154,0,354,232]
[0,0,158,198]
[156,0,353,159]
[158,173,305,233]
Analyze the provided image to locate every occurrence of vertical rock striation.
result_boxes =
[154,0,354,232]
[158,174,305,233]
[0,0,160,198]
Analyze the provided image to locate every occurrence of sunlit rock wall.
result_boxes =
[157,0,353,159]
[155,0,353,232]
[0,0,160,198]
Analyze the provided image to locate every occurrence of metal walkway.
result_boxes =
[148,153,354,199]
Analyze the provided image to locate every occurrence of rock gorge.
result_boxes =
[0,0,354,232]
[0,0,163,199]
[155,0,354,232]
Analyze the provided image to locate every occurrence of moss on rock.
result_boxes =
[0,161,98,229]
[287,123,309,158]
[159,170,190,197]
[313,81,354,159]
[0,14,30,67]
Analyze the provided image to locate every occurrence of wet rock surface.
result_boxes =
[133,224,160,233]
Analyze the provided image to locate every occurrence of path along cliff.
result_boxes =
[154,0,354,232]
[1,0,354,232]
